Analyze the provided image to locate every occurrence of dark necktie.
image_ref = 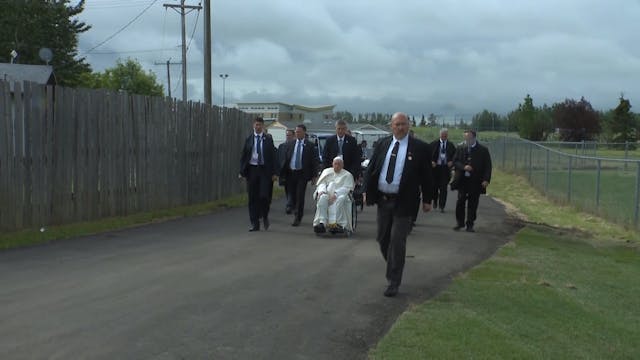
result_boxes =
[338,139,343,155]
[295,140,303,169]
[385,141,399,184]
[256,135,263,165]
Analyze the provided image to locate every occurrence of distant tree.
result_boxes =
[79,58,164,96]
[335,110,354,123]
[606,96,636,148]
[552,97,601,141]
[512,94,552,141]
[0,0,91,86]
[472,109,503,131]
[427,113,437,127]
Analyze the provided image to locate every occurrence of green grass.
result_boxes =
[370,170,640,359]
[0,189,283,250]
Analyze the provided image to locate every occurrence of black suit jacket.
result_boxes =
[239,133,277,177]
[281,138,321,182]
[363,135,433,217]
[430,139,457,166]
[452,142,492,194]
[322,134,361,176]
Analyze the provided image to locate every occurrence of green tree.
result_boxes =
[513,94,552,141]
[427,113,437,127]
[472,109,503,131]
[552,97,601,141]
[607,96,636,148]
[80,58,164,96]
[0,0,91,86]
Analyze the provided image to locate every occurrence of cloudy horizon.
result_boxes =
[78,0,640,119]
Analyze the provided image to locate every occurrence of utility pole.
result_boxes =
[164,0,201,102]
[154,59,182,98]
[203,0,212,105]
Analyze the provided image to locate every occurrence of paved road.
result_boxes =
[0,190,517,359]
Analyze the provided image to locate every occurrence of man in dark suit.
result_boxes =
[452,129,492,232]
[363,112,433,297]
[322,119,362,178]
[281,124,320,226]
[277,129,295,214]
[239,117,278,231]
[430,128,456,213]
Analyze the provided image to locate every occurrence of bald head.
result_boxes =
[390,112,410,139]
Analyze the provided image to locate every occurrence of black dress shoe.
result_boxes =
[313,223,326,233]
[383,285,398,297]
[263,218,270,230]
[453,224,464,231]
[248,226,260,232]
[466,226,475,232]
[292,219,301,226]
[440,208,445,213]
[285,207,292,215]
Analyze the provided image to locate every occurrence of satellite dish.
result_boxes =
[38,48,53,65]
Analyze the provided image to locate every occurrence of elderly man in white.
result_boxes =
[313,156,355,233]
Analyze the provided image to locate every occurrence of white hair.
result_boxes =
[440,128,448,135]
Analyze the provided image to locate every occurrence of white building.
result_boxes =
[236,102,335,126]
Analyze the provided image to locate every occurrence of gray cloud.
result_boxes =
[79,0,640,118]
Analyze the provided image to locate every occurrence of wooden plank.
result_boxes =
[85,89,99,221]
[13,81,25,229]
[0,81,14,230]
[42,85,55,226]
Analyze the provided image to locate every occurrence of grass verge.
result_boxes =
[370,170,640,359]
[0,191,262,250]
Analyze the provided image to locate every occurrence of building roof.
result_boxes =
[0,63,56,85]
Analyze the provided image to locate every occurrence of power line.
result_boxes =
[82,0,160,55]
[90,47,179,55]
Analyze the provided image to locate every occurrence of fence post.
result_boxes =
[595,159,601,210]
[528,142,532,181]
[568,156,572,202]
[545,149,549,195]
[624,142,629,171]
[635,162,640,228]
[502,136,506,169]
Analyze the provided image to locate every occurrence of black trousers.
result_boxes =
[433,165,451,209]
[376,198,413,287]
[247,165,272,227]
[455,187,481,227]
[287,170,308,221]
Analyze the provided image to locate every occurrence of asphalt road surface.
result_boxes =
[0,189,517,359]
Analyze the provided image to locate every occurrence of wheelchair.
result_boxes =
[314,190,359,237]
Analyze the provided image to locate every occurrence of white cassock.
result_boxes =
[313,168,355,230]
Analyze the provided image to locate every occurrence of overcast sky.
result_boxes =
[78,0,640,119]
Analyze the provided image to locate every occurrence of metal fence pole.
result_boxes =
[625,142,629,171]
[595,159,601,210]
[528,142,533,181]
[568,156,573,202]
[502,136,506,169]
[635,162,640,228]
[545,149,549,195]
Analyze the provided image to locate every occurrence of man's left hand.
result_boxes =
[481,181,489,188]
[422,202,432,212]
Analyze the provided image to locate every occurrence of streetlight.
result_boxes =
[219,74,229,108]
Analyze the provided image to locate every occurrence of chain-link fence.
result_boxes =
[487,137,640,228]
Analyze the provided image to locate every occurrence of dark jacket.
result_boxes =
[430,139,457,167]
[239,133,277,177]
[281,138,321,182]
[322,134,361,177]
[363,135,433,217]
[451,141,492,194]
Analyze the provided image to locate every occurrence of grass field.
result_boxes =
[370,170,640,359]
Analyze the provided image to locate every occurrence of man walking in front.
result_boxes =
[430,128,456,213]
[363,112,433,297]
[239,117,278,231]
[452,129,492,232]
[281,124,320,226]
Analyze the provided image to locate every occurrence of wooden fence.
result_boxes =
[0,80,252,232]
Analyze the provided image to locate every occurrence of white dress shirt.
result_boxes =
[377,135,409,194]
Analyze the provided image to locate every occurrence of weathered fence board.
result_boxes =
[0,80,251,232]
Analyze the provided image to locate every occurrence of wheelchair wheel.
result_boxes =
[351,199,358,232]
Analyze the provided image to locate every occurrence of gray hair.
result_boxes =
[440,128,448,135]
